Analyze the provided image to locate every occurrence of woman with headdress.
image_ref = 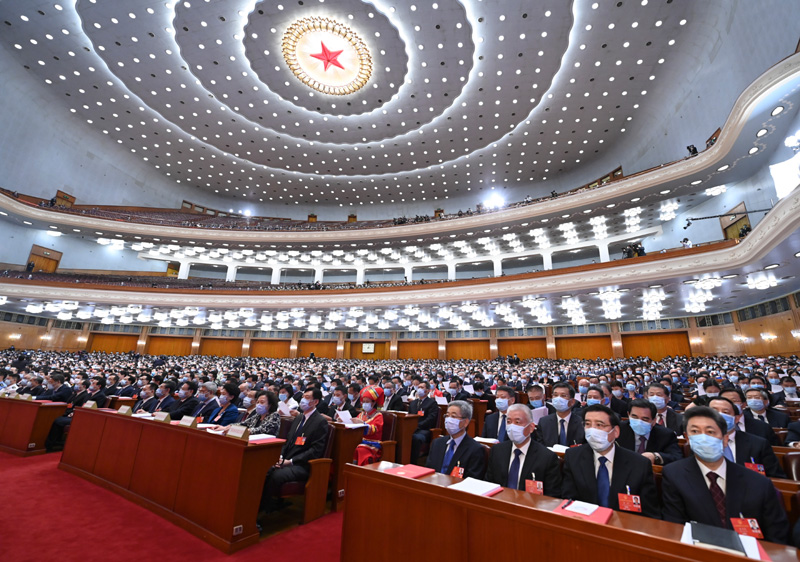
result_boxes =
[353,386,385,465]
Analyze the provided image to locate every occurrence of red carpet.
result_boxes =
[0,452,342,561]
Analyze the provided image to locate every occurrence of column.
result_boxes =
[191,328,202,355]
[493,259,502,277]
[78,322,91,351]
[389,332,399,360]
[225,264,237,282]
[546,327,557,359]
[289,331,299,359]
[137,326,149,355]
[610,322,624,359]
[489,329,498,358]
[356,268,365,285]
[597,243,610,263]
[438,330,447,360]
[687,318,706,357]
[241,330,252,357]
[404,265,413,283]
[41,319,55,350]
[336,332,346,359]
[270,267,282,285]
[314,268,324,284]
[542,252,553,271]
[177,261,191,280]
[447,263,457,281]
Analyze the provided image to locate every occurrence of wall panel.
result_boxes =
[347,341,390,360]
[555,336,613,359]
[621,332,691,360]
[89,333,138,353]
[199,338,243,357]
[446,340,490,360]
[397,341,439,360]
[146,336,192,356]
[249,340,291,358]
[297,341,337,359]
[738,311,800,356]
[497,339,547,359]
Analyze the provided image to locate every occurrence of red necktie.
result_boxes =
[707,472,727,527]
[657,414,665,426]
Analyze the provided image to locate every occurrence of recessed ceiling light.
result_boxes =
[795,252,800,258]
[772,106,784,116]
[764,264,779,270]
[691,180,703,185]
[648,284,662,288]
[631,197,641,202]
[717,165,729,171]
[660,189,670,194]
[756,128,768,137]
[721,274,738,279]
[748,147,759,154]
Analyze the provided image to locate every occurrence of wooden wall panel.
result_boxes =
[497,339,548,359]
[446,340,490,360]
[347,341,390,360]
[0,323,86,352]
[297,341,337,359]
[620,332,691,360]
[249,340,291,358]
[738,311,800,356]
[89,333,139,353]
[397,341,439,360]
[555,336,613,359]
[199,338,243,357]
[146,336,193,356]
[694,324,743,356]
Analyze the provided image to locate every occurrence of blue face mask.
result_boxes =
[218,394,229,406]
[625,383,636,392]
[629,418,652,437]
[768,379,781,385]
[332,395,343,406]
[362,402,373,412]
[612,389,623,399]
[739,383,750,391]
[705,392,719,398]
[347,393,356,402]
[384,387,392,397]
[648,395,666,410]
[495,398,509,412]
[242,397,253,408]
[255,403,268,416]
[689,433,724,463]
[155,388,165,398]
[578,386,589,394]
[672,376,679,383]
[746,398,765,411]
[177,389,188,399]
[586,398,601,407]
[718,412,736,433]
[197,393,207,402]
[279,393,288,402]
[750,383,763,389]
[403,380,411,387]
[299,398,311,412]
[552,396,570,413]
[531,399,544,409]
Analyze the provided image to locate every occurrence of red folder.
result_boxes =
[383,465,436,479]
[553,499,613,524]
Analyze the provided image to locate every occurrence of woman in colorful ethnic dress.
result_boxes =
[353,386,385,465]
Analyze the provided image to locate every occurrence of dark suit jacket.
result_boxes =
[446,390,472,403]
[472,393,495,413]
[86,390,107,408]
[655,407,683,434]
[383,392,407,412]
[733,430,785,478]
[536,413,585,448]
[190,398,219,422]
[35,384,72,403]
[608,397,629,419]
[134,396,157,413]
[118,385,136,398]
[746,416,779,446]
[208,403,240,426]
[745,408,790,429]
[153,395,175,413]
[485,439,562,497]
[408,397,438,432]
[281,409,329,467]
[616,421,682,465]
[562,444,660,519]
[105,384,120,396]
[662,457,790,544]
[425,434,486,479]
[168,397,200,421]
[481,411,509,441]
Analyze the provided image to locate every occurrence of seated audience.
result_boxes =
[207,382,241,426]
[616,398,682,465]
[426,400,486,479]
[408,381,439,465]
[353,387,385,465]
[537,382,585,447]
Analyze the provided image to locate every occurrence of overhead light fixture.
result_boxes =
[760,333,777,341]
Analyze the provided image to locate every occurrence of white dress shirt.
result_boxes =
[507,438,532,482]
[696,457,728,494]
[593,444,616,482]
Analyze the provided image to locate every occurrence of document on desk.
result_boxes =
[197,423,216,429]
[548,444,569,454]
[530,406,548,424]
[474,437,500,445]
[336,409,354,424]
[447,477,503,497]
[131,413,154,419]
[277,402,292,416]
[205,428,225,435]
[435,396,448,405]
[248,434,277,442]
[463,385,475,394]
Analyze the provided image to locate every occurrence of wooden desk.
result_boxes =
[329,422,366,512]
[342,463,797,562]
[389,412,419,464]
[0,397,67,456]
[59,408,284,553]
[469,399,487,436]
[107,396,136,410]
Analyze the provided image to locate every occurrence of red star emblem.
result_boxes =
[310,41,344,72]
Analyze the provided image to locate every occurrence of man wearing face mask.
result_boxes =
[744,388,789,428]
[45,378,92,452]
[425,400,485,479]
[117,375,136,398]
[134,382,159,414]
[188,382,220,422]
[536,382,585,447]
[445,377,471,402]
[471,381,496,412]
[382,379,406,412]
[718,388,777,445]
[661,406,789,544]
[527,384,555,415]
[616,399,681,465]
[35,373,72,403]
[481,386,516,442]
[485,404,561,496]
[707,397,785,478]
[167,380,200,421]
[408,381,440,465]
[770,376,798,407]
[645,383,683,434]
[322,386,358,421]
[562,404,659,519]
[152,381,176,413]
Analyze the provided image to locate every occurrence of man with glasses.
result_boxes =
[425,400,486,479]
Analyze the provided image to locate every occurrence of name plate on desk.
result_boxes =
[227,425,250,440]
[83,400,98,409]
[179,416,197,428]
[153,412,171,423]
[18,394,32,401]
[117,405,132,416]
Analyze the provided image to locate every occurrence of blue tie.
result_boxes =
[597,457,610,507]
[723,444,734,462]
[507,449,523,489]
[498,414,507,442]
[559,418,567,446]
[441,440,456,474]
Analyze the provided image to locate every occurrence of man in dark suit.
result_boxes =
[645,383,682,434]
[105,374,121,396]
[426,400,486,479]
[382,381,407,412]
[527,384,555,415]
[85,376,108,408]
[188,382,220,422]
[536,382,585,447]
[20,375,45,397]
[720,388,778,446]
[261,389,329,513]
[408,381,440,464]
[616,398,682,465]
[562,404,660,519]
[134,382,159,414]
[485,404,562,497]
[445,377,471,403]
[168,380,200,421]
[35,373,72,403]
[321,386,358,420]
[744,388,790,428]
[661,406,790,544]
[45,378,93,452]
[481,385,516,442]
[471,381,496,413]
[152,381,176,413]
[117,375,136,398]
[770,376,798,407]
[708,397,785,478]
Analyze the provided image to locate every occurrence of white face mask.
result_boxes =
[505,423,529,445]
[584,427,613,452]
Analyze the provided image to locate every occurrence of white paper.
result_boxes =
[277,401,292,416]
[771,385,783,394]
[464,385,475,394]
[792,376,800,386]
[548,444,569,454]
[696,385,706,396]
[336,409,353,424]
[474,437,500,445]
[435,396,448,405]
[447,477,503,497]
[205,429,224,435]
[564,500,598,516]
[248,433,275,441]
[197,423,216,429]
[401,395,410,403]
[785,396,800,402]
[531,406,549,425]
[344,422,368,429]
[131,413,153,419]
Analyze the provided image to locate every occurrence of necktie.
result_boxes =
[498,414,507,442]
[293,415,306,441]
[707,472,727,527]
[559,418,567,446]
[507,449,523,489]
[723,445,734,462]
[441,440,456,474]
[597,457,610,507]
[759,414,766,423]
[657,414,665,426]
[637,436,647,454]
